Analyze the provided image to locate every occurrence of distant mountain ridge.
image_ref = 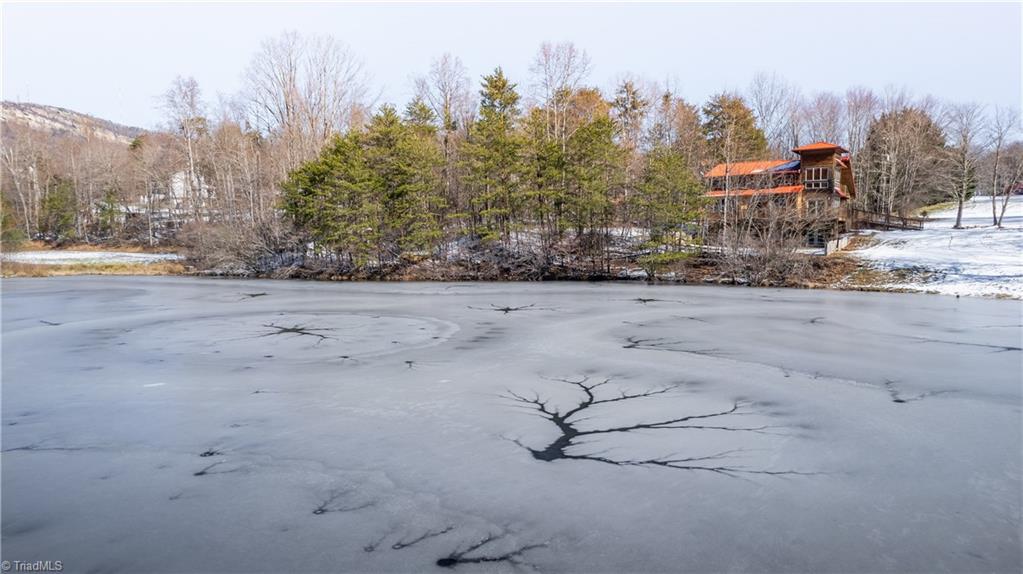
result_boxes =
[1,101,146,145]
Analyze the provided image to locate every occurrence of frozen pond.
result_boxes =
[2,277,1021,573]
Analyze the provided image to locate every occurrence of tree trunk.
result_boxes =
[997,186,1013,227]
[990,146,1001,226]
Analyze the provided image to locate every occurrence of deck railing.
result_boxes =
[851,208,925,230]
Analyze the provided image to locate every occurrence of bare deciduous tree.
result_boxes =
[861,99,946,216]
[748,72,802,155]
[844,86,879,157]
[414,53,475,219]
[414,53,474,136]
[1,123,45,235]
[529,41,592,144]
[994,142,1023,227]
[804,92,845,144]
[163,76,209,225]
[940,102,986,228]
[843,86,879,201]
[244,31,370,171]
[985,106,1020,225]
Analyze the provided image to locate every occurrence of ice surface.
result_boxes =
[854,195,1023,298]
[2,278,1021,573]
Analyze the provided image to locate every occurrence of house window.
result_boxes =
[804,167,832,190]
[806,229,827,247]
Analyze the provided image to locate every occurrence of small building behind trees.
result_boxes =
[702,141,857,247]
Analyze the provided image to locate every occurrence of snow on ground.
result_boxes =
[2,278,1020,573]
[2,250,182,265]
[853,195,1023,298]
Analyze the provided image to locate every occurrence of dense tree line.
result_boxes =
[3,33,1021,276]
[279,63,712,275]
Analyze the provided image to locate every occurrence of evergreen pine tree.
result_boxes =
[565,115,624,270]
[702,93,769,163]
[461,68,524,242]
[281,133,380,267]
[633,145,706,278]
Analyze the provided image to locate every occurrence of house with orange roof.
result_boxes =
[703,142,857,247]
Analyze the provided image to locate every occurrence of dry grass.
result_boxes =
[914,200,956,218]
[843,233,879,250]
[806,234,908,290]
[1,261,188,277]
[806,251,930,293]
[842,266,905,289]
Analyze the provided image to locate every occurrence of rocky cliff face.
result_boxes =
[1,101,145,144]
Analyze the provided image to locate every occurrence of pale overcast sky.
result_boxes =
[2,2,1020,129]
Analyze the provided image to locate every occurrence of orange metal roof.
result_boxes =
[704,160,790,178]
[705,185,803,198]
[792,141,848,153]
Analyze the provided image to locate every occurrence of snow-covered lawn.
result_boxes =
[853,195,1023,298]
[2,250,182,265]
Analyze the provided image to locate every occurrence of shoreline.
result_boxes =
[4,266,1018,301]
